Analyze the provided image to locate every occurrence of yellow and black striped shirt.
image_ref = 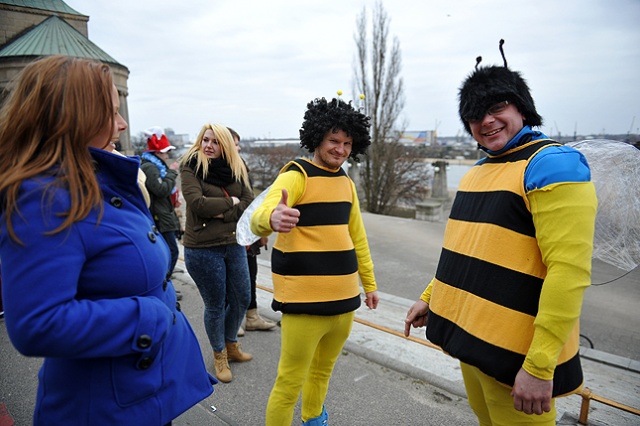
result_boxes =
[427,140,584,397]
[267,159,365,315]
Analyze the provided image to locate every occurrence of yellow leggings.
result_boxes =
[265,311,354,426]
[460,362,557,426]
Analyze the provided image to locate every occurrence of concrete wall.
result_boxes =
[112,66,132,154]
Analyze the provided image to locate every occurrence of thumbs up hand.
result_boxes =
[278,188,289,207]
[270,189,300,233]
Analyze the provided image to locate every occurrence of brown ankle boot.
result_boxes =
[214,349,232,383]
[245,308,277,331]
[225,341,253,362]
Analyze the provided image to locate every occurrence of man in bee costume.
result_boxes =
[251,97,379,426]
[405,40,597,425]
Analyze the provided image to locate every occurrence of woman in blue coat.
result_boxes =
[0,55,215,425]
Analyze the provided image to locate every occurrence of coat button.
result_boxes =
[138,357,153,369]
[202,223,206,228]
[148,232,156,242]
[110,197,123,208]
[137,335,152,349]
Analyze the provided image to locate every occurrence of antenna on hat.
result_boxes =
[499,39,507,67]
[474,56,482,70]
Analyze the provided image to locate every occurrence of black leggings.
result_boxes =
[247,254,258,310]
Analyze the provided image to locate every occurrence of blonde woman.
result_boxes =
[180,124,254,383]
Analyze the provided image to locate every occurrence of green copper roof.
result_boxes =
[0,0,83,16]
[0,16,125,68]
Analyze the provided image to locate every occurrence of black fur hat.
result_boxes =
[458,41,543,135]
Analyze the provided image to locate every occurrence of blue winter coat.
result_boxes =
[0,148,214,425]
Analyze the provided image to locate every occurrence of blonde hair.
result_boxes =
[180,123,250,188]
[0,55,114,243]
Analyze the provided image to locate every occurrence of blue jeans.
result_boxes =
[184,244,251,352]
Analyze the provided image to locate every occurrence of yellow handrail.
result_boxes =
[576,387,640,424]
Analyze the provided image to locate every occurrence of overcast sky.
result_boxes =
[65,0,640,141]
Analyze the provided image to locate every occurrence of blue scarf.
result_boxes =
[482,126,549,156]
[141,151,168,178]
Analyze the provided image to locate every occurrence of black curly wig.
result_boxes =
[299,97,371,162]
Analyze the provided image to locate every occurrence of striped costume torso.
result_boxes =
[426,140,583,396]
[271,158,361,315]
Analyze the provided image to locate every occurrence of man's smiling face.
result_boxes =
[469,101,525,151]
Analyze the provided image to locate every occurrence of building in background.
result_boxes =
[398,130,436,146]
[0,0,132,153]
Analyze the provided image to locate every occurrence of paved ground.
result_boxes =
[1,211,639,425]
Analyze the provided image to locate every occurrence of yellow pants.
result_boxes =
[265,311,354,426]
[460,362,557,426]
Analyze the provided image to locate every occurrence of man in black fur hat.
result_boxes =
[405,42,598,424]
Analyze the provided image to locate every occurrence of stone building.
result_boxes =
[0,0,132,153]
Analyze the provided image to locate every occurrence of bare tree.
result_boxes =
[245,145,305,191]
[353,2,430,214]
[130,132,148,155]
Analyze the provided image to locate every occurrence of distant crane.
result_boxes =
[628,116,636,139]
[554,121,561,140]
